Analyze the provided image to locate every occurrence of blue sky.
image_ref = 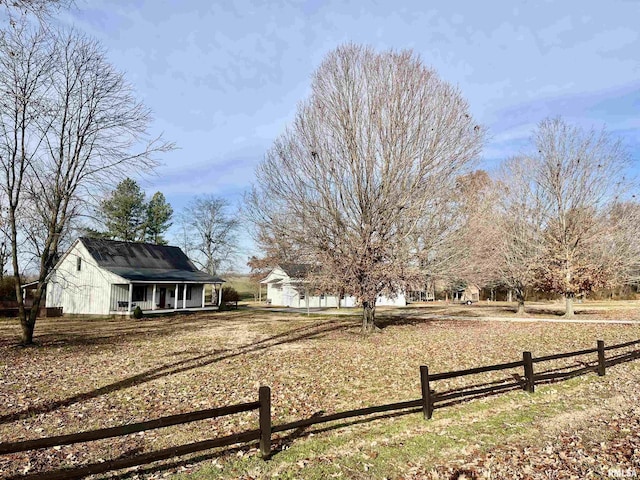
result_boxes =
[59,0,639,267]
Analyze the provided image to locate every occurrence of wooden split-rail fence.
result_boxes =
[2,338,639,480]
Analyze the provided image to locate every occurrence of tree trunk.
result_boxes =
[515,288,526,315]
[564,293,575,317]
[20,316,35,345]
[362,300,376,333]
[10,204,32,345]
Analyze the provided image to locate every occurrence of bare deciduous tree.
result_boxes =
[516,118,630,316]
[247,44,484,331]
[179,195,239,276]
[0,24,54,341]
[599,201,640,288]
[1,0,73,30]
[0,24,172,344]
[450,170,501,286]
[1,0,69,14]
[493,156,546,314]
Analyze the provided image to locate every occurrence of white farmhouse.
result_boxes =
[261,264,406,308]
[46,238,224,315]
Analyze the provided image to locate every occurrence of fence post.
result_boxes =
[259,386,271,459]
[597,340,606,376]
[420,366,433,420]
[523,351,534,393]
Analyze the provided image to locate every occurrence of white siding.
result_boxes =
[104,283,207,312]
[295,294,405,308]
[261,266,406,308]
[263,267,288,306]
[375,293,406,307]
[172,284,204,309]
[46,241,126,315]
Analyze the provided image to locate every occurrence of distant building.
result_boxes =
[260,264,406,308]
[46,237,224,315]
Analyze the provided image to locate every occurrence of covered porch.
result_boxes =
[109,281,223,315]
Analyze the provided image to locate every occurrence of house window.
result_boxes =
[170,289,175,298]
[177,286,192,301]
[76,257,81,271]
[132,286,147,302]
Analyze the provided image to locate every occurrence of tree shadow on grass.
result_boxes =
[375,312,481,329]
[375,316,443,329]
[0,318,358,425]
[11,350,640,479]
[527,307,602,317]
[5,442,261,480]
[1,311,256,349]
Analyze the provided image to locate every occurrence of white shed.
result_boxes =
[46,238,224,316]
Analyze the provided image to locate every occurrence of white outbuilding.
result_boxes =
[260,264,406,308]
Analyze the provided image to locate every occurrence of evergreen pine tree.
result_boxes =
[145,191,173,244]
[100,178,147,241]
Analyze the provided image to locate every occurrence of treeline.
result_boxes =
[463,120,638,317]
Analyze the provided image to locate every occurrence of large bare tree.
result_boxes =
[519,118,630,316]
[0,25,171,344]
[247,44,484,331]
[178,195,239,276]
[0,24,54,342]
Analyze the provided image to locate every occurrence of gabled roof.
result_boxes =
[78,237,224,283]
[279,263,313,279]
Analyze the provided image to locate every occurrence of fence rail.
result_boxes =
[2,338,639,479]
[429,359,524,381]
[533,346,598,363]
[0,401,260,455]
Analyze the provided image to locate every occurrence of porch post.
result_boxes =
[183,284,187,309]
[127,283,133,315]
[218,283,223,307]
[175,283,179,310]
[202,284,206,308]
[152,284,157,310]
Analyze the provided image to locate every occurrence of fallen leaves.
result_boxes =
[0,307,638,478]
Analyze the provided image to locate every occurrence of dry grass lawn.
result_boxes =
[0,302,639,478]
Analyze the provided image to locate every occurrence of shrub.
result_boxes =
[133,305,143,319]
[219,287,240,310]
[222,286,240,303]
[0,276,18,301]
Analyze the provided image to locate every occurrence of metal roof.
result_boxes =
[279,263,313,279]
[79,237,224,284]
